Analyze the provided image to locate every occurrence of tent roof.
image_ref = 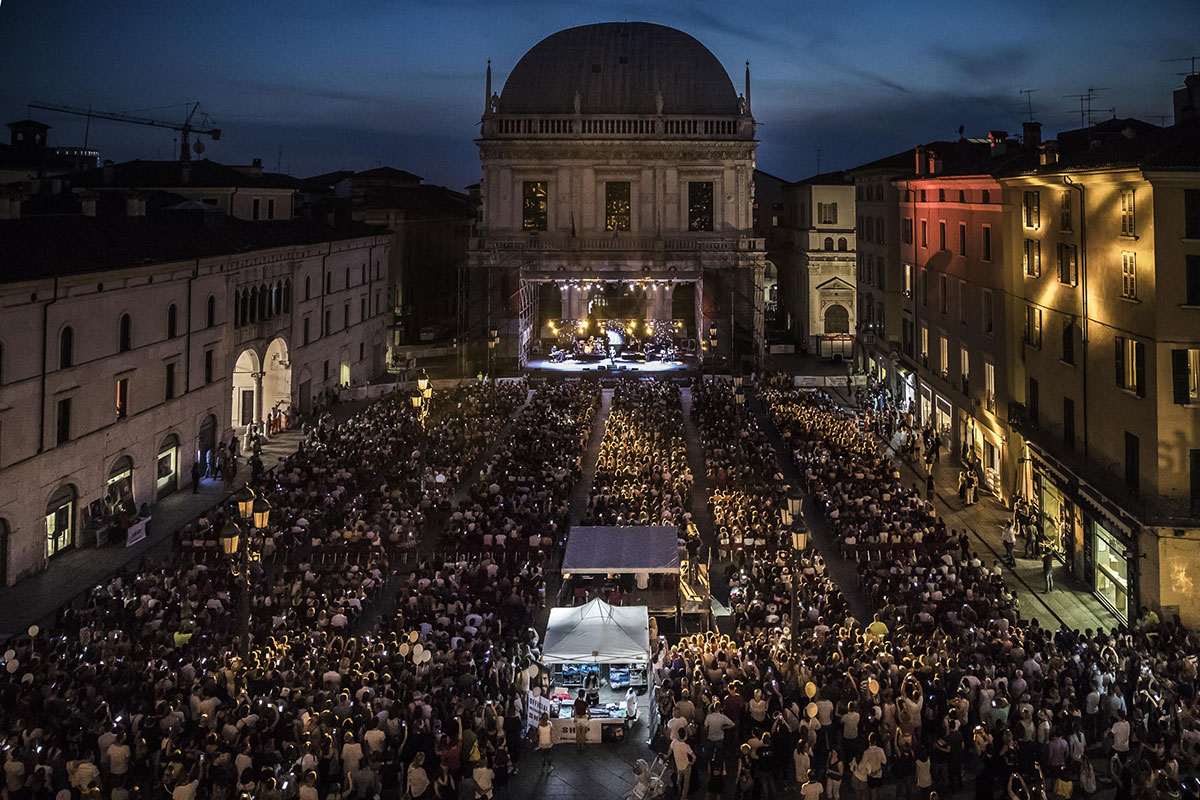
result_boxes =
[561,526,680,574]
[542,598,651,664]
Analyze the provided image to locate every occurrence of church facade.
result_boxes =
[468,22,767,372]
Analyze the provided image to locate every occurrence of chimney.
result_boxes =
[126,192,146,217]
[927,149,942,175]
[1038,140,1060,167]
[988,130,1009,157]
[1022,121,1042,150]
[1174,74,1200,124]
[915,145,928,176]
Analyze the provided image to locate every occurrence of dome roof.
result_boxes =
[499,22,740,116]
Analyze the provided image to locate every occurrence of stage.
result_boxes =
[526,356,697,376]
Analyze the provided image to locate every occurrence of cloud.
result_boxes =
[839,66,912,94]
[218,78,383,104]
[931,43,1035,83]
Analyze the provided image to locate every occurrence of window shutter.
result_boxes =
[1115,336,1125,388]
[1173,349,1191,404]
[1135,341,1146,397]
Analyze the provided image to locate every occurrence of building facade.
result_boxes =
[469,22,766,372]
[776,172,856,358]
[0,186,389,587]
[999,110,1200,625]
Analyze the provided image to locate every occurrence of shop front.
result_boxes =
[45,484,77,559]
[919,384,932,429]
[156,435,180,499]
[1029,449,1081,577]
[1078,486,1137,625]
[895,364,916,414]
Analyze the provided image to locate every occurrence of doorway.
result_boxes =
[45,485,76,559]
[157,434,180,499]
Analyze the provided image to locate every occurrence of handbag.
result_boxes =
[1054,778,1073,798]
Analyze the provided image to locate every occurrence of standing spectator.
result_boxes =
[669,729,696,799]
[537,714,554,771]
[573,691,590,752]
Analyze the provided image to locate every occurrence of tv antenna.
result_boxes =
[1162,56,1200,76]
[1018,89,1038,121]
[1063,87,1108,129]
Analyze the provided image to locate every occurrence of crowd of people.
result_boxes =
[585,380,692,527]
[0,378,602,800]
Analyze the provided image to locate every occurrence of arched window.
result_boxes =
[167,304,178,339]
[837,237,848,251]
[118,313,132,352]
[325,272,331,295]
[238,291,248,327]
[305,276,311,300]
[249,287,258,323]
[823,237,834,251]
[283,280,292,313]
[258,284,268,320]
[206,295,216,328]
[60,326,74,368]
[345,268,351,290]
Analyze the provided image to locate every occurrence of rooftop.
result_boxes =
[69,158,301,190]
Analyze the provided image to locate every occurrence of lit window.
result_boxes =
[1023,239,1041,277]
[817,202,838,224]
[1024,305,1042,348]
[688,182,714,231]
[522,181,548,231]
[1120,189,1135,236]
[1121,251,1137,299]
[1023,190,1040,229]
[605,181,631,231]
[1057,244,1078,286]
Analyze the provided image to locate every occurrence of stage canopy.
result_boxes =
[561,526,680,575]
[542,598,651,665]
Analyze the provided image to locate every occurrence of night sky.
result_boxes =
[1,0,1195,190]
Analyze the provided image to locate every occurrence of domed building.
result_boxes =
[469,22,766,371]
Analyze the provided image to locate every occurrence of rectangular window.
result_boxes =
[939,220,947,250]
[920,325,929,364]
[985,362,996,410]
[982,225,992,261]
[817,202,838,224]
[56,397,71,444]
[1024,305,1042,348]
[920,268,928,306]
[344,303,350,330]
[1171,348,1200,404]
[267,198,276,220]
[1024,238,1041,277]
[1125,431,1140,492]
[324,309,331,336]
[204,349,214,384]
[939,274,948,314]
[958,222,966,256]
[303,317,310,346]
[960,346,970,393]
[958,281,967,324]
[252,198,261,220]
[359,342,365,361]
[1023,190,1040,229]
[688,181,714,231]
[1120,188,1135,236]
[902,218,913,244]
[902,263,913,298]
[1063,397,1075,451]
[1188,255,1200,305]
[902,319,914,357]
[982,289,994,334]
[1187,189,1200,238]
[522,181,548,231]
[1060,190,1072,232]
[939,335,949,376]
[1121,251,1137,299]
[323,360,329,381]
[1057,243,1078,286]
[1115,336,1146,396]
[116,378,129,419]
[920,219,928,247]
[165,362,176,401]
[360,297,367,321]
[1062,320,1075,365]
[605,181,631,231]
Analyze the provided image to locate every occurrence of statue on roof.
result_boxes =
[573,91,582,114]
[737,94,747,115]
[655,91,664,115]
[489,92,500,113]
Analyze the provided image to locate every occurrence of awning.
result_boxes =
[542,598,651,665]
[561,526,680,575]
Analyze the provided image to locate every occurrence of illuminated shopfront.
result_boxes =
[1093,521,1129,622]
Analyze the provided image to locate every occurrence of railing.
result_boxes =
[484,113,753,140]
[234,318,289,345]
[472,234,764,253]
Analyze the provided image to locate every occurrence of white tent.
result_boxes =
[541,598,651,665]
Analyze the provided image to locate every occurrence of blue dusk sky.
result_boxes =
[0,0,1195,189]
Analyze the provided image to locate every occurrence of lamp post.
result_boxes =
[488,328,499,380]
[411,391,425,429]
[222,487,270,661]
[707,323,717,375]
[790,521,809,647]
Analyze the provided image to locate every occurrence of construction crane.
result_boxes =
[27,101,221,162]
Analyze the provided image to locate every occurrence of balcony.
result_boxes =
[482,113,754,141]
[470,233,764,254]
[234,317,290,346]
[985,393,996,413]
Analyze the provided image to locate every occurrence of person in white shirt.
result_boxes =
[669,729,695,799]
[800,770,824,800]
[1109,711,1131,756]
[471,760,495,800]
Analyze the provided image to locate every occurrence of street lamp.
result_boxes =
[225,486,270,661]
[416,369,430,393]
[787,486,804,519]
[790,521,810,647]
[488,328,499,380]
